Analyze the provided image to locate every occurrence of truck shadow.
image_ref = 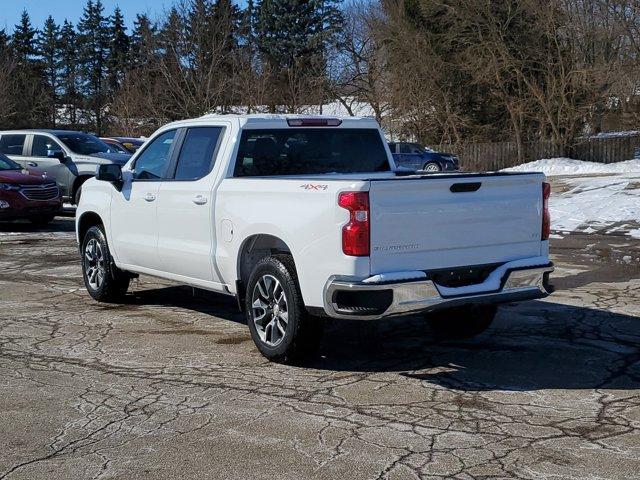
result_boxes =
[0,216,75,233]
[113,285,640,391]
[122,285,246,325]
[309,300,640,391]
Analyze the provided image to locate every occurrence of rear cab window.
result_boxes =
[233,128,390,177]
[172,127,224,180]
[0,134,27,156]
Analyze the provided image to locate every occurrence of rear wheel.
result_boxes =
[423,162,441,173]
[81,225,130,302]
[426,305,497,340]
[245,255,322,363]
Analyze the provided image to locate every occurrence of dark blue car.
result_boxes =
[388,142,459,173]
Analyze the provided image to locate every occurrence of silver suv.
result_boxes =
[0,130,132,204]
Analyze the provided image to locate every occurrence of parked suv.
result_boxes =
[388,141,460,172]
[0,153,61,224]
[0,130,132,204]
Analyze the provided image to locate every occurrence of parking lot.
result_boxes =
[1,214,640,479]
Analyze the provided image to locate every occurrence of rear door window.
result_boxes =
[172,127,223,180]
[0,134,26,156]
[234,128,389,177]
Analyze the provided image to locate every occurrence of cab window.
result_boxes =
[133,130,176,180]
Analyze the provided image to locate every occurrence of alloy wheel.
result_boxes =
[251,274,289,347]
[84,238,106,290]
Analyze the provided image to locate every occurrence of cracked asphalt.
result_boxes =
[1,217,639,479]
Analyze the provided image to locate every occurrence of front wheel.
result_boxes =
[423,162,442,173]
[81,226,130,302]
[245,255,322,363]
[425,305,497,340]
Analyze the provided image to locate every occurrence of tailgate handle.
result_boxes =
[450,182,481,193]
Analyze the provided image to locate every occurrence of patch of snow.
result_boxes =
[503,158,640,176]
[549,173,640,239]
[590,130,639,139]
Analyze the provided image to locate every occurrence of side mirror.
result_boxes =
[48,150,66,161]
[96,164,123,191]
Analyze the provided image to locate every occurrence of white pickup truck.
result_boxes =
[76,115,553,362]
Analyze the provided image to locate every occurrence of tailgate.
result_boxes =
[368,174,545,274]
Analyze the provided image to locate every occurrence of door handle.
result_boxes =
[144,193,156,202]
[192,195,208,205]
[27,162,38,167]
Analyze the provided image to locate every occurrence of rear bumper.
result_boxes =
[323,261,554,320]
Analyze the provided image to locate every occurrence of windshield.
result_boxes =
[234,128,390,177]
[0,153,21,170]
[57,133,111,155]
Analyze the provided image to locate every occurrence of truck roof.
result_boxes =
[163,114,380,130]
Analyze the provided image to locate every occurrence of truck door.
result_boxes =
[110,129,178,270]
[156,126,225,284]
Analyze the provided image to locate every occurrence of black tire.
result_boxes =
[29,214,55,225]
[245,254,323,363]
[81,225,130,302]
[423,162,442,173]
[426,305,497,340]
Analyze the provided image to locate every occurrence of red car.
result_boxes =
[0,153,62,225]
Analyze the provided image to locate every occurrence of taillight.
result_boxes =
[542,182,551,240]
[338,191,370,256]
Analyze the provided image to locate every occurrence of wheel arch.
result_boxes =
[236,234,296,305]
[72,174,94,203]
[77,211,104,246]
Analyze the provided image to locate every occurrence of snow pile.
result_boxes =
[549,174,640,239]
[503,158,640,176]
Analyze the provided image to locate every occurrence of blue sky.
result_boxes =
[0,0,246,32]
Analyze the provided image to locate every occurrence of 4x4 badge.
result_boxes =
[300,184,328,191]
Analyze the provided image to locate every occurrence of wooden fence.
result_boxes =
[441,134,640,171]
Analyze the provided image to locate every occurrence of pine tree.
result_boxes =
[59,20,79,126]
[0,29,10,56]
[254,0,342,109]
[130,13,157,67]
[255,0,342,70]
[77,0,111,133]
[38,16,60,126]
[107,6,130,93]
[10,10,48,127]
[12,10,38,63]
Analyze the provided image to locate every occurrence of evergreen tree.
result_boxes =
[0,29,10,56]
[254,0,342,108]
[11,10,38,62]
[38,16,60,126]
[77,0,111,133]
[107,6,130,93]
[255,0,342,70]
[10,10,47,127]
[59,20,80,126]
[130,13,157,67]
